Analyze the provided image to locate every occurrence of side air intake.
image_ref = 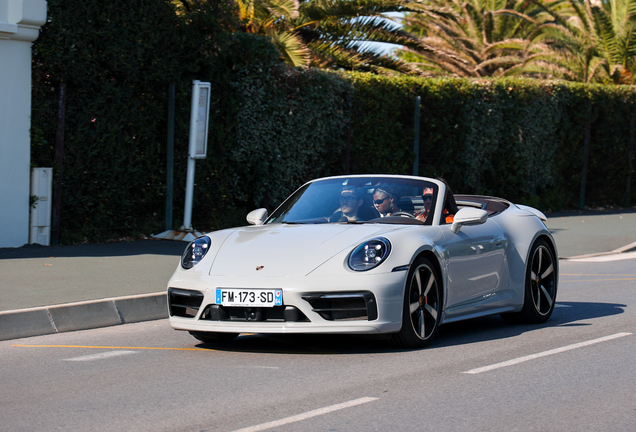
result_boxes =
[301,291,378,321]
[168,288,204,318]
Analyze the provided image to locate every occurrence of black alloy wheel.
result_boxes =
[527,239,557,320]
[391,257,441,348]
[502,238,557,324]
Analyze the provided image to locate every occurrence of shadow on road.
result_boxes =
[192,301,626,355]
[433,301,626,349]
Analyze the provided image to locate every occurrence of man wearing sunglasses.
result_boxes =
[330,187,365,222]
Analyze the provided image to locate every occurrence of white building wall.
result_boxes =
[0,0,47,248]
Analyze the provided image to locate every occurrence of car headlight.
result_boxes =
[348,237,391,271]
[181,236,211,269]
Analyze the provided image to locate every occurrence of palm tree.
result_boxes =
[175,0,311,67]
[516,0,636,84]
[176,0,455,75]
[397,0,547,77]
[293,0,427,74]
[235,0,311,67]
[237,0,430,74]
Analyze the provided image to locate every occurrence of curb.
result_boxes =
[0,292,168,342]
[560,240,636,260]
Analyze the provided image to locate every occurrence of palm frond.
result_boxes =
[592,4,620,61]
[265,0,299,19]
[300,0,409,22]
[398,0,542,77]
[266,29,310,67]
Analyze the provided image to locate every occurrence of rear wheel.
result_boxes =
[501,238,557,324]
[189,331,239,343]
[391,257,441,348]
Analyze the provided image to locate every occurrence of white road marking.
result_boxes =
[238,366,280,370]
[464,332,632,375]
[63,350,138,362]
[230,397,379,432]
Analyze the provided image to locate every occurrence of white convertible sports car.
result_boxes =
[167,175,558,348]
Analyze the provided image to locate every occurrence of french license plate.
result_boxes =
[215,289,283,307]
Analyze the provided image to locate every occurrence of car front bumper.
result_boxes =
[167,270,408,335]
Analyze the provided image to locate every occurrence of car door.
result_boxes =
[439,217,506,315]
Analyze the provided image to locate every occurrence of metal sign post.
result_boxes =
[183,80,211,230]
[152,80,210,242]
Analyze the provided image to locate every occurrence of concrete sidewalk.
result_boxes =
[544,209,636,258]
[1,210,635,341]
[0,240,186,341]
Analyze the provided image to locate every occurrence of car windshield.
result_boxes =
[266,176,439,225]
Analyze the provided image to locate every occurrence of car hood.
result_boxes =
[208,223,404,277]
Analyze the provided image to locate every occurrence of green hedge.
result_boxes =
[31,1,636,243]
[183,34,352,230]
[32,0,191,242]
[31,0,350,242]
[343,74,636,210]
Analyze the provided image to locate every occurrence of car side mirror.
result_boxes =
[450,208,488,233]
[246,208,268,225]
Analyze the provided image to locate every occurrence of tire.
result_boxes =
[501,238,557,324]
[189,331,239,343]
[391,257,442,348]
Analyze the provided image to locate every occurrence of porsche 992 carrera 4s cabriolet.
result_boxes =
[167,175,558,348]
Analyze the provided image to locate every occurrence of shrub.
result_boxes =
[31,2,636,243]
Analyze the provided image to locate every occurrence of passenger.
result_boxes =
[373,184,401,217]
[444,209,455,223]
[438,178,458,224]
[414,179,457,224]
[415,187,434,222]
[330,187,365,222]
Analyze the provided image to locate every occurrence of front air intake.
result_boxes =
[168,288,204,318]
[301,291,378,321]
[199,305,309,322]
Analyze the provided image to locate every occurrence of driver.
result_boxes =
[330,186,365,222]
[373,184,401,217]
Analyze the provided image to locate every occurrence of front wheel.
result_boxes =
[189,331,239,343]
[391,257,442,348]
[501,238,557,324]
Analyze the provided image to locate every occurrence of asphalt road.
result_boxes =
[2,256,634,432]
